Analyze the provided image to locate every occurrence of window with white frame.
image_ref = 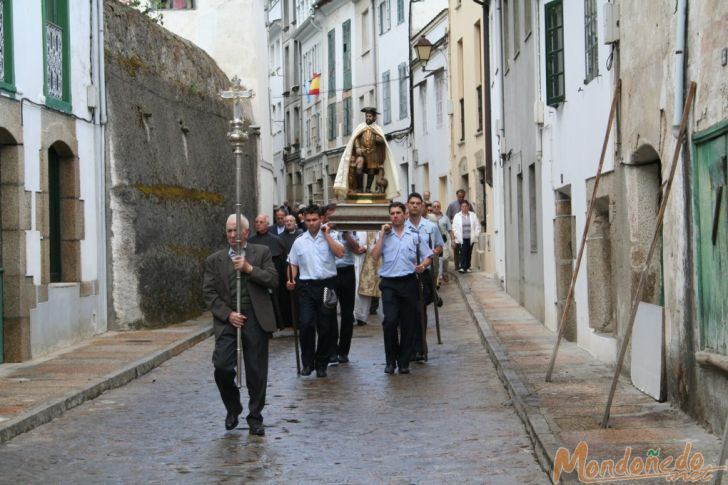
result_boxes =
[382,70,391,124]
[158,0,195,9]
[378,0,390,35]
[435,72,444,126]
[398,62,407,120]
[584,0,598,83]
[397,0,404,24]
[361,9,370,53]
[420,83,428,135]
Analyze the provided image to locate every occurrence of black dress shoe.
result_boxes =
[412,353,425,362]
[300,366,313,376]
[398,366,410,374]
[249,424,265,436]
[337,354,349,364]
[384,364,395,374]
[316,367,327,378]
[225,411,239,431]
[356,319,367,326]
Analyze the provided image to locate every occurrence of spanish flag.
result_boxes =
[308,73,321,96]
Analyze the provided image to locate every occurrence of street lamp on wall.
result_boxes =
[414,36,434,70]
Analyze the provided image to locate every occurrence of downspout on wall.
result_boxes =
[672,0,686,133]
[94,0,108,332]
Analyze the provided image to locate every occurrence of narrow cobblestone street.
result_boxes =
[0,283,549,484]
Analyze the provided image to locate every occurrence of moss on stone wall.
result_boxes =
[134,184,225,205]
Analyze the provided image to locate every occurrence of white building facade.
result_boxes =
[410,6,449,201]
[0,0,108,361]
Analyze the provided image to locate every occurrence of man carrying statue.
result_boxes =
[334,107,400,200]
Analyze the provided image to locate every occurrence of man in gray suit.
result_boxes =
[203,214,278,435]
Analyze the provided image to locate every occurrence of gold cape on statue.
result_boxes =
[333,122,400,200]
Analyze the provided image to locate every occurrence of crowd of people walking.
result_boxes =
[202,190,480,432]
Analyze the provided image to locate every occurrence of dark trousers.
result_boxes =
[334,265,356,357]
[212,308,269,426]
[297,279,337,370]
[411,270,434,356]
[459,239,472,270]
[380,275,419,368]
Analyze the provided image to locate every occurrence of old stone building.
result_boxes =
[0,0,108,362]
[104,1,256,329]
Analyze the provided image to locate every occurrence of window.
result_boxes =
[524,0,532,39]
[397,0,405,24]
[584,0,598,83]
[420,84,427,135]
[343,97,352,135]
[398,62,407,120]
[158,0,195,8]
[435,72,444,126]
[44,0,71,111]
[361,9,370,53]
[0,0,14,93]
[382,70,391,124]
[342,20,351,90]
[459,98,465,141]
[327,102,337,140]
[545,0,565,106]
[328,29,335,97]
[378,0,390,35]
[476,85,483,132]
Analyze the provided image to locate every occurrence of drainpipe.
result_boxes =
[672,0,687,134]
[93,0,108,332]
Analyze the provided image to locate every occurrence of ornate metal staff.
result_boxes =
[221,76,255,389]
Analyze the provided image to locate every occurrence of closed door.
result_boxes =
[694,125,728,354]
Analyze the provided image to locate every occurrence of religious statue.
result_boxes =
[334,107,400,200]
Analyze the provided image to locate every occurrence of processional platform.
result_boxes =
[329,193,389,231]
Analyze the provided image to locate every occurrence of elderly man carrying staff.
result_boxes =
[203,214,278,435]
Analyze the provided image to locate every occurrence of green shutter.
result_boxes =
[49,148,62,283]
[0,0,16,94]
[328,29,335,97]
[343,20,351,90]
[43,0,72,112]
[693,121,728,355]
[545,0,564,107]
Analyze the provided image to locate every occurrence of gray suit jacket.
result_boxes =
[202,243,279,339]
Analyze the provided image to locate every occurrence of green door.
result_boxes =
[694,121,728,355]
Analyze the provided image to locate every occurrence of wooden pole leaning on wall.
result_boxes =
[601,81,697,429]
[544,80,622,382]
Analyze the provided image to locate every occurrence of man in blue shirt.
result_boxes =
[286,205,345,377]
[371,202,433,374]
[405,192,444,361]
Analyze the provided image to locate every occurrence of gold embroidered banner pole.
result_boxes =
[545,80,621,382]
[601,81,696,429]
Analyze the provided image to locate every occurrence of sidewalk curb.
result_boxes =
[0,325,213,444]
[456,276,567,484]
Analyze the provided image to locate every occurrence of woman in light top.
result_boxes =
[452,200,481,273]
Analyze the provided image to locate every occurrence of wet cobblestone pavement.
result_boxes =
[0,282,549,484]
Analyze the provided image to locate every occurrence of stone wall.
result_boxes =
[104,0,258,328]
